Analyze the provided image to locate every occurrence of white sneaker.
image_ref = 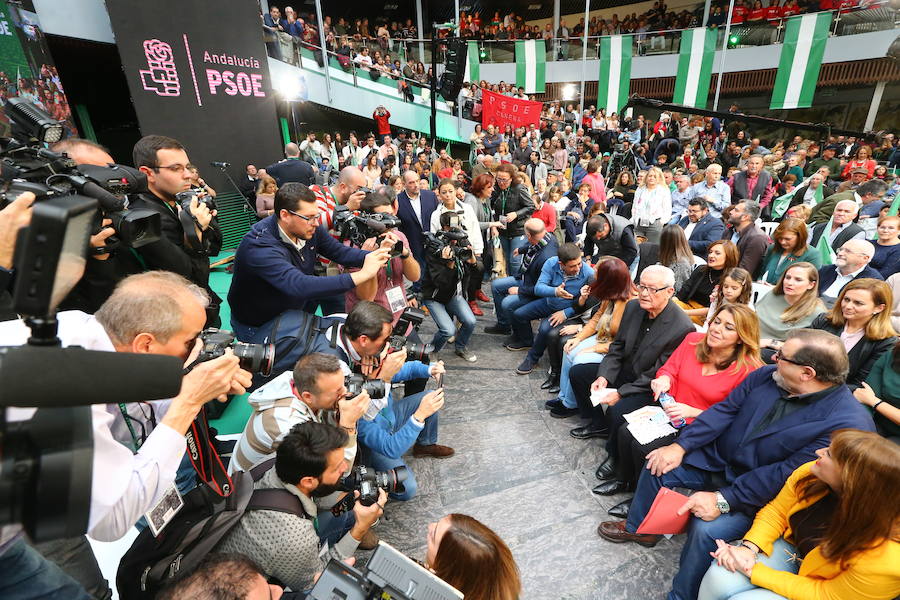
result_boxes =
[455,348,477,362]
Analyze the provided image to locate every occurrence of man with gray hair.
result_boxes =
[564,265,694,436]
[688,163,730,219]
[669,174,694,223]
[724,200,768,275]
[817,239,883,308]
[599,328,875,600]
[263,142,316,187]
[809,198,865,250]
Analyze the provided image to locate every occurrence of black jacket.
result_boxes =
[264,158,315,187]
[421,250,469,304]
[597,299,695,397]
[810,314,896,390]
[490,183,534,238]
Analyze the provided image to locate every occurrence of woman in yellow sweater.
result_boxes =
[698,429,900,600]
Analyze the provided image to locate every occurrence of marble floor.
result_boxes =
[376,297,685,600]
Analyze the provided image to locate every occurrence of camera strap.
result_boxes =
[185,406,234,497]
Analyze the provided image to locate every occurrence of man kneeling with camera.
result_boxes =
[217,421,385,593]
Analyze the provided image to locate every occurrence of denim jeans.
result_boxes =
[557,336,606,409]
[359,391,438,501]
[510,299,558,346]
[0,538,90,600]
[498,234,526,276]
[316,509,356,547]
[491,276,529,329]
[424,296,476,352]
[626,465,754,600]
[698,538,796,600]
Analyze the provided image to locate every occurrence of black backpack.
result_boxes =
[116,459,306,600]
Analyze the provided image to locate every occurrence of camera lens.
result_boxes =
[232,342,275,376]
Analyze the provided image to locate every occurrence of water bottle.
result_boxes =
[658,392,686,429]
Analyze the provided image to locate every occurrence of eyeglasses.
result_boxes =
[287,209,321,223]
[637,284,670,295]
[773,351,807,368]
[153,164,188,174]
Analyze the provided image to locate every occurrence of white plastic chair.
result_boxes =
[758,221,780,238]
[750,282,772,307]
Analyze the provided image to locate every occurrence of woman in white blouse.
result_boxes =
[631,166,671,244]
[430,178,484,257]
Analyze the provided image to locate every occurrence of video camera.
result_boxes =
[309,542,462,600]
[0,97,162,250]
[387,307,432,362]
[194,328,275,377]
[332,204,403,256]
[424,227,473,262]
[331,464,408,515]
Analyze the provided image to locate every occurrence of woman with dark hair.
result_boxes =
[611,170,637,208]
[594,305,763,518]
[871,215,900,279]
[757,217,821,284]
[658,224,696,290]
[675,240,740,324]
[545,257,637,414]
[463,173,502,285]
[700,429,900,600]
[810,278,897,389]
[427,513,521,600]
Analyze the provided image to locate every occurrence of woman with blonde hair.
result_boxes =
[254,175,278,218]
[493,140,512,164]
[701,429,900,600]
[362,153,382,187]
[427,513,521,600]
[810,278,897,389]
[631,166,671,244]
[757,218,821,284]
[757,262,825,355]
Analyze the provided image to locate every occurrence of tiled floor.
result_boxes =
[376,295,684,600]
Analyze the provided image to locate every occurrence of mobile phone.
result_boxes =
[435,372,444,389]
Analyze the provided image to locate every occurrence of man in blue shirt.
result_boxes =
[688,164,731,219]
[512,243,595,374]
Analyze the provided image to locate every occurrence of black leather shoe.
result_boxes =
[540,373,559,389]
[550,405,580,419]
[607,498,632,519]
[595,456,618,480]
[592,479,629,496]
[569,425,609,439]
[548,384,560,394]
[484,324,510,335]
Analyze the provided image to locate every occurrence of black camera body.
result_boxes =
[176,188,217,213]
[334,465,409,511]
[196,328,275,376]
[387,307,432,362]
[425,228,473,262]
[333,205,403,254]
[344,373,386,400]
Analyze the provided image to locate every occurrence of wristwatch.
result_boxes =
[715,491,731,514]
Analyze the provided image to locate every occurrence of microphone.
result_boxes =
[0,346,184,408]
[210,161,230,169]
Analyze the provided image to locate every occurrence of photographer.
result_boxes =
[0,271,249,596]
[217,422,385,593]
[130,135,223,325]
[422,211,479,363]
[228,183,392,341]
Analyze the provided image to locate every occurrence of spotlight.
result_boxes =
[561,84,578,101]
[273,73,303,101]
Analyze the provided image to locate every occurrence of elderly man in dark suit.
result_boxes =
[678,198,725,257]
[566,265,695,439]
[723,200,768,275]
[396,169,438,292]
[598,328,875,600]
[817,239,883,308]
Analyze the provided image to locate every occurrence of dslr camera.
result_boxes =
[387,307,432,362]
[176,188,217,213]
[424,227,473,262]
[195,328,275,376]
[332,204,403,256]
[332,465,409,514]
[344,372,387,400]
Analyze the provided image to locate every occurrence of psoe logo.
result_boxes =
[139,39,181,97]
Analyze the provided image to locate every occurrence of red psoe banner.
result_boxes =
[481,89,542,130]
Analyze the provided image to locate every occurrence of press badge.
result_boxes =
[385,286,407,314]
[145,484,184,537]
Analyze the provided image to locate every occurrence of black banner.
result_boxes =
[105,0,281,191]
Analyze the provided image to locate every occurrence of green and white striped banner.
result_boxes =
[770,12,832,110]
[673,28,717,109]
[515,39,546,94]
[464,41,480,83]
[598,35,632,115]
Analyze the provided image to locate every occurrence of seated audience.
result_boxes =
[724,200,768,276]
[757,263,825,354]
[568,265,695,439]
[699,430,900,600]
[255,175,278,218]
[818,239,883,309]
[871,215,900,279]
[658,224,698,291]
[598,329,876,600]
[787,171,833,212]
[809,199,865,251]
[689,164,731,220]
[757,218,821,284]
[594,305,762,521]
[426,514,522,600]
[545,256,637,416]
[810,278,897,389]
[855,341,900,444]
[675,240,740,324]
[678,198,725,258]
[563,183,593,243]
[700,267,753,330]
[582,213,639,267]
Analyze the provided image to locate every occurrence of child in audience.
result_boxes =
[700,267,753,331]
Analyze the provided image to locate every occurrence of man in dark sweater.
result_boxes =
[228,183,391,341]
[263,143,316,187]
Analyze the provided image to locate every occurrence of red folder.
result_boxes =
[635,487,691,535]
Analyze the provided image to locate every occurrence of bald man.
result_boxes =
[311,165,369,232]
[817,239,883,308]
[263,142,315,187]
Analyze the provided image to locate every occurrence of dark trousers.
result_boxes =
[545,322,575,375]
[526,316,580,365]
[614,425,678,485]
[403,329,429,397]
[604,392,656,461]
[466,258,486,300]
[33,536,110,600]
[569,362,606,426]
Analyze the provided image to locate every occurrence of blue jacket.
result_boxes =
[817,264,884,297]
[228,216,368,327]
[678,213,725,257]
[264,158,316,187]
[516,234,559,297]
[357,361,432,459]
[676,366,875,514]
[534,257,595,316]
